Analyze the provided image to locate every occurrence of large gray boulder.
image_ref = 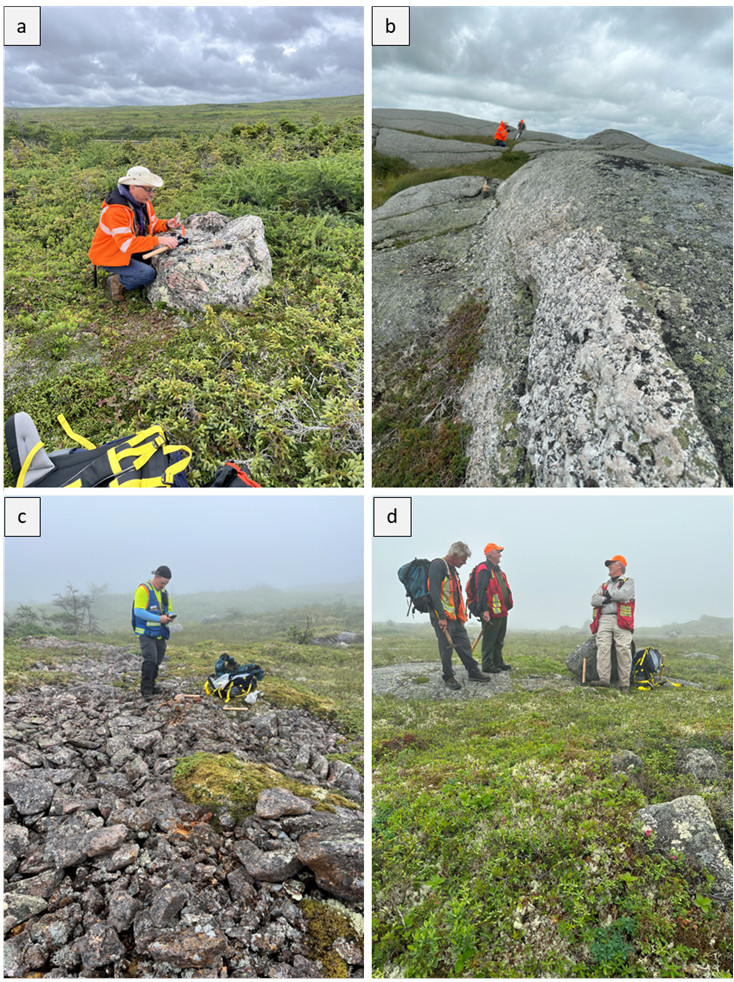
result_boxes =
[373,142,732,487]
[565,636,631,684]
[147,211,272,312]
[635,795,733,905]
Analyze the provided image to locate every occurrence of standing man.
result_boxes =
[516,119,527,141]
[428,542,493,690]
[475,543,514,673]
[590,554,635,692]
[89,165,182,302]
[132,565,175,699]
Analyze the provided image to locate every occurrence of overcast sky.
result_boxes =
[4,495,363,606]
[373,493,733,629]
[373,6,733,164]
[4,6,363,108]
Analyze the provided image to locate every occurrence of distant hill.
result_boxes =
[7,95,363,140]
[639,614,733,638]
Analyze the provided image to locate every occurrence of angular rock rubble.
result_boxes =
[4,641,364,978]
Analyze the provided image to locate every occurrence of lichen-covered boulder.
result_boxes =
[565,636,630,684]
[635,795,733,904]
[147,210,272,312]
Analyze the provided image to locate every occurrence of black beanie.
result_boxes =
[153,565,172,578]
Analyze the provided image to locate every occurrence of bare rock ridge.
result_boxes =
[373,109,732,488]
[373,108,719,170]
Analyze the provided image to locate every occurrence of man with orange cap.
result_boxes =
[475,543,514,673]
[494,121,508,146]
[516,119,526,141]
[589,555,635,692]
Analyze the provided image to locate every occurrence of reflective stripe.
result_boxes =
[119,237,134,253]
[111,225,132,234]
[99,221,113,234]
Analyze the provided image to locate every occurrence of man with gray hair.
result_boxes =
[589,554,635,693]
[428,542,493,690]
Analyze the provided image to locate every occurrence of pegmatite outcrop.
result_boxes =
[373,143,732,487]
[147,211,272,312]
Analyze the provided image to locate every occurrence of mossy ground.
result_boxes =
[372,294,488,487]
[372,626,733,977]
[172,752,357,824]
[301,899,364,978]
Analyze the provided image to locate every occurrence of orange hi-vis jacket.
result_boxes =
[590,578,635,633]
[494,122,508,141]
[88,188,169,267]
[428,562,467,623]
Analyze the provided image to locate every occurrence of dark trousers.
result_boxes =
[139,635,166,693]
[481,617,508,672]
[101,259,156,291]
[430,615,480,680]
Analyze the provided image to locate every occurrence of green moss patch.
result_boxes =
[172,752,357,823]
[373,294,487,486]
[301,899,363,978]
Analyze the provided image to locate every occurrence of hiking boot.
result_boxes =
[496,662,512,671]
[443,676,461,690]
[619,686,630,694]
[467,670,494,683]
[141,690,154,700]
[481,665,501,674]
[589,680,610,688]
[106,273,125,302]
[152,685,163,694]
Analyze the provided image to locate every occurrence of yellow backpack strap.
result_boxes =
[57,414,96,450]
[107,427,192,488]
[16,441,45,487]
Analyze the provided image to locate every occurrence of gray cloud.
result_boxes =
[5,6,363,107]
[373,6,732,163]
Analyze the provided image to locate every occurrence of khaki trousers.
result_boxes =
[596,614,632,685]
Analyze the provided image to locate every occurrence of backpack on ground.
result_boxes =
[6,412,191,488]
[630,646,680,690]
[398,558,435,616]
[204,653,264,704]
[465,562,486,619]
[208,462,262,488]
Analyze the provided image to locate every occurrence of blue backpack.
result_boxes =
[398,558,441,616]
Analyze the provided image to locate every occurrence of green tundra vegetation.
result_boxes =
[373,625,733,978]
[4,97,364,487]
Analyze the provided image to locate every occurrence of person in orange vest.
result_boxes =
[428,542,493,690]
[494,121,508,146]
[589,554,635,692]
[89,166,183,303]
[475,543,514,673]
[516,119,526,141]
